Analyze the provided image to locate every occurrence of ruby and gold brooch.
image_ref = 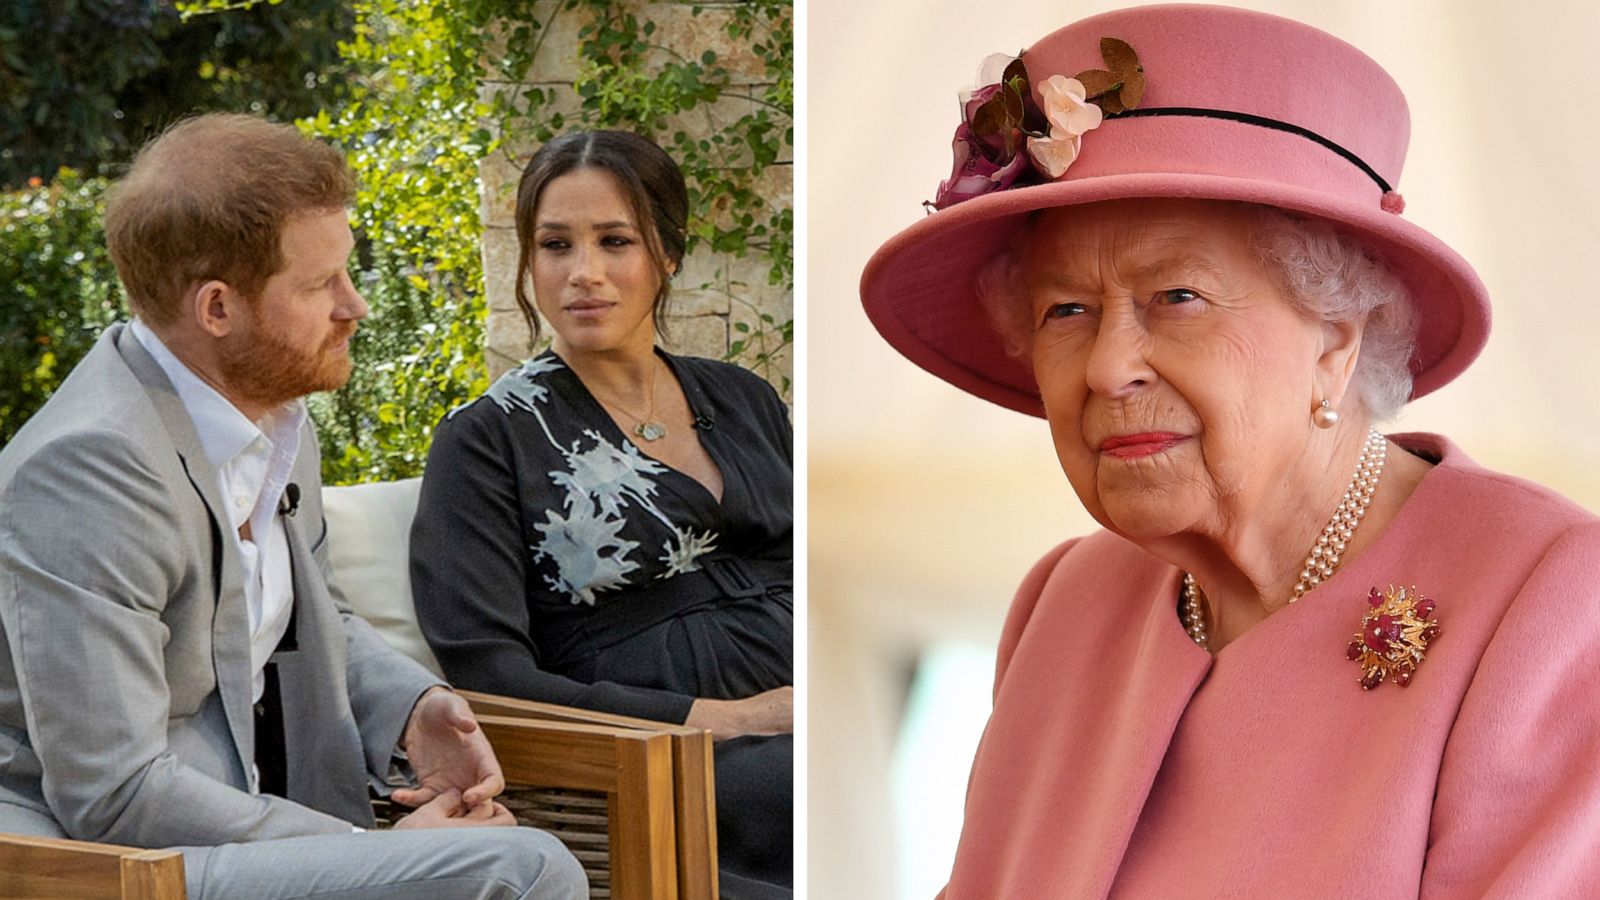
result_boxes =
[1346,585,1440,690]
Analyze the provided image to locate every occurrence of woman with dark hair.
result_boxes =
[410,131,793,899]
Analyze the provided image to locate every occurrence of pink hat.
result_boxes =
[860,4,1491,417]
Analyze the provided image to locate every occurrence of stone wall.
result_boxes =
[477,1,792,387]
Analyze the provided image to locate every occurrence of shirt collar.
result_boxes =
[129,318,306,471]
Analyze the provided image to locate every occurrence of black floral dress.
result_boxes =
[410,348,792,898]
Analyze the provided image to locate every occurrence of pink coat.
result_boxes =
[941,435,1600,898]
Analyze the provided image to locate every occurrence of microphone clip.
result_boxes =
[277,483,301,517]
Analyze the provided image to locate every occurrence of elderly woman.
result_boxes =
[861,6,1600,897]
[410,131,792,899]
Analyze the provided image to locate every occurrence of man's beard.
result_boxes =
[218,313,356,411]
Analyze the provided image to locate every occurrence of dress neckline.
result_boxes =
[543,347,732,514]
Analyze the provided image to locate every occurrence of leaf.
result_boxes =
[1099,38,1140,77]
[1001,56,1029,93]
[970,92,1009,136]
[1119,70,1146,110]
[1001,79,1025,123]
[1085,37,1144,111]
[1074,69,1121,100]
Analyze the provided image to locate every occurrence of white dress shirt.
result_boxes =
[132,320,300,704]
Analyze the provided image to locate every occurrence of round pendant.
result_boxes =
[634,421,668,441]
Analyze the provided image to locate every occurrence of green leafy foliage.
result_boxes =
[0,171,123,445]
[728,296,795,397]
[309,242,489,482]
[0,0,352,188]
[296,0,502,484]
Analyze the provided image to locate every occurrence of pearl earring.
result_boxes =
[1314,399,1339,429]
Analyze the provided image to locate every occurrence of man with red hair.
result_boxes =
[0,113,584,899]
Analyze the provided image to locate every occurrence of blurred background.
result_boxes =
[807,1,1600,897]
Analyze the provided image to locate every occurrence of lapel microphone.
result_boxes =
[693,411,716,431]
[277,483,300,517]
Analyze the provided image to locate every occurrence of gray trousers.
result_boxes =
[177,827,587,900]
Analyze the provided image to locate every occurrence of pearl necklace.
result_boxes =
[1181,428,1388,650]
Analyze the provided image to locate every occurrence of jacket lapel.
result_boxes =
[275,505,374,823]
[112,324,258,789]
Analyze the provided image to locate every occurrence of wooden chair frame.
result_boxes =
[0,833,183,900]
[463,690,719,900]
[0,693,716,900]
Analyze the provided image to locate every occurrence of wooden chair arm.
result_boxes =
[464,692,719,899]
[462,690,700,735]
[478,715,680,899]
[0,832,184,899]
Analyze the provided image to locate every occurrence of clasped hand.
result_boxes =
[391,686,516,829]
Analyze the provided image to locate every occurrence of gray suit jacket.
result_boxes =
[0,323,442,846]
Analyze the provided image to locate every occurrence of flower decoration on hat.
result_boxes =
[1346,585,1441,690]
[930,54,1034,210]
[1073,38,1145,114]
[931,39,1144,210]
[1026,76,1103,178]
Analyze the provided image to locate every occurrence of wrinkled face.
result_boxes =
[531,167,664,357]
[221,208,367,406]
[1018,198,1329,540]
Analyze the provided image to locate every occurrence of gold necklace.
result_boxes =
[1181,428,1387,650]
[593,358,668,442]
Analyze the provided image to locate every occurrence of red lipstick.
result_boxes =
[1100,432,1189,458]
